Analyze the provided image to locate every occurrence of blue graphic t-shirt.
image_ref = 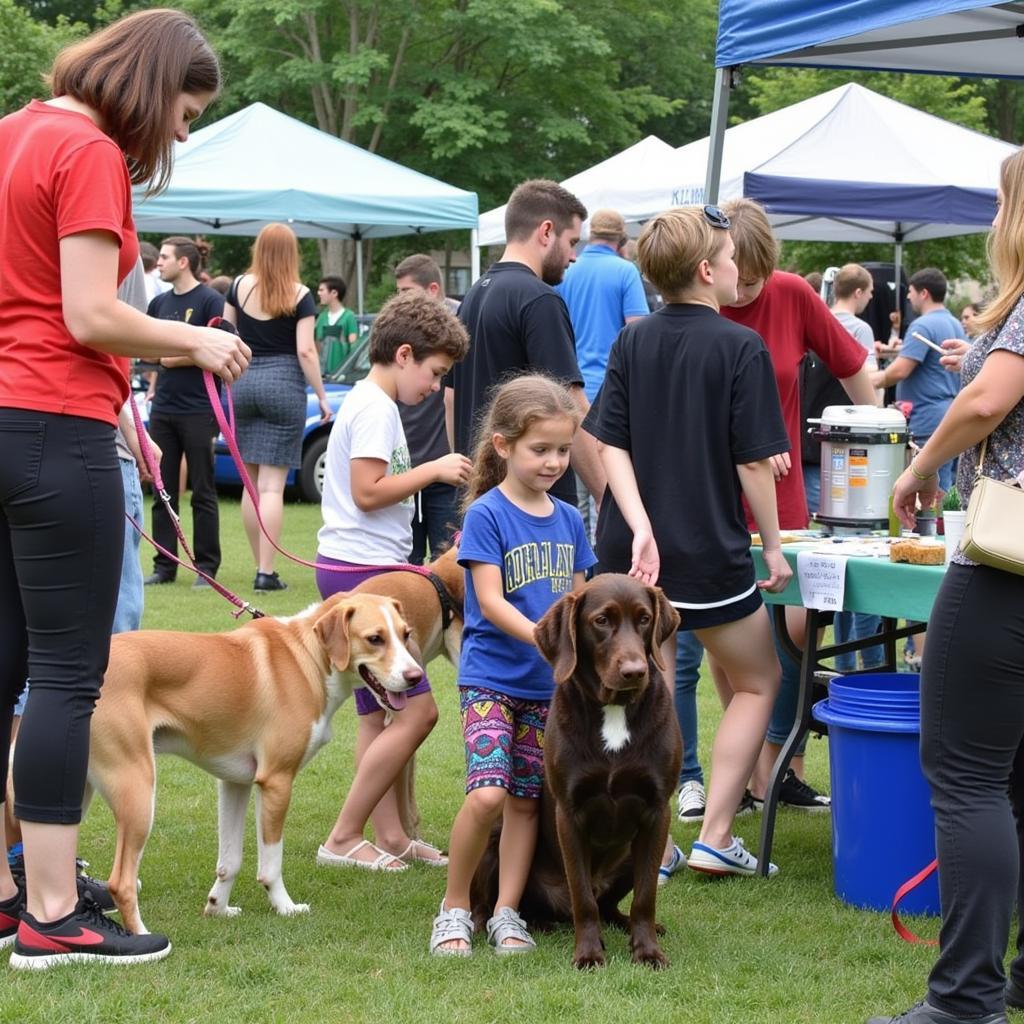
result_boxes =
[458,487,596,700]
[897,308,963,438]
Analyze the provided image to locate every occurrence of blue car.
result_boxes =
[213,336,371,501]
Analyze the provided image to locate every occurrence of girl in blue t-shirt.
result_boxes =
[429,375,596,958]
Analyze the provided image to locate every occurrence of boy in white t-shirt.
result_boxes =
[314,291,471,871]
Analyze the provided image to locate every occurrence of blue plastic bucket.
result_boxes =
[813,673,939,915]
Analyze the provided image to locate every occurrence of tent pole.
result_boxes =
[355,235,364,315]
[893,225,904,333]
[470,228,481,284]
[704,67,733,204]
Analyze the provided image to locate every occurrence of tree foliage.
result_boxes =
[1,0,85,113]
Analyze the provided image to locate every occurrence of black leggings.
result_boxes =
[921,561,1024,1017]
[0,409,123,824]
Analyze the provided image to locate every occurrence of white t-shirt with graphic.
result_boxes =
[317,378,413,564]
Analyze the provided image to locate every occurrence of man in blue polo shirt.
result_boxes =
[556,208,648,536]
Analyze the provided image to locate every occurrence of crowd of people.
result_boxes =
[2,12,1024,1024]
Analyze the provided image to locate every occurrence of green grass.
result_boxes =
[4,498,945,1024]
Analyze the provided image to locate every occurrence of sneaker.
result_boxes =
[143,573,174,586]
[8,854,117,914]
[192,575,214,589]
[0,886,24,949]
[688,837,778,878]
[10,892,171,970]
[657,844,687,887]
[777,769,830,813]
[1006,975,1024,1010]
[253,572,287,593]
[735,788,758,817]
[867,999,1007,1023]
[676,781,706,824]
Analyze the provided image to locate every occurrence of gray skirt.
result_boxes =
[231,354,306,468]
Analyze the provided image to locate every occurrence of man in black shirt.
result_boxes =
[446,179,606,509]
[144,236,224,586]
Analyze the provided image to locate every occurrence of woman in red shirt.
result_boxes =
[0,10,249,969]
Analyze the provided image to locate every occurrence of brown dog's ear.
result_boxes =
[314,600,357,671]
[647,586,680,673]
[534,591,580,684]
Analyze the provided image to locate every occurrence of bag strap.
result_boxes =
[975,436,988,480]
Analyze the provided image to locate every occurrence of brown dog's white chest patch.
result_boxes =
[600,705,631,752]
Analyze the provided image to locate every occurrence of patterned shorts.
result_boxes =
[459,686,549,800]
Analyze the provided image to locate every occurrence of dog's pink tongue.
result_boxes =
[388,690,408,712]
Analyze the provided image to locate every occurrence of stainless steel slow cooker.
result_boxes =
[809,405,910,530]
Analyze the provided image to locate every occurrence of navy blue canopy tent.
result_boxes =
[708,1,1024,202]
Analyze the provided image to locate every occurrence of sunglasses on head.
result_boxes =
[702,204,730,229]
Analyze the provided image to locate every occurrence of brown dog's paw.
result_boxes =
[654,920,666,936]
[601,908,631,932]
[631,943,669,970]
[573,946,607,970]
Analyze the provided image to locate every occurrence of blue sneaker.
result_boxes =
[657,844,687,887]
[688,837,778,878]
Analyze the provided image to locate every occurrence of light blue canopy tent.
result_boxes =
[708,1,1024,202]
[132,103,479,310]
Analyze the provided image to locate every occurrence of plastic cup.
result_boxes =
[943,510,967,564]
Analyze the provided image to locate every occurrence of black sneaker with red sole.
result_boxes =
[10,892,170,970]
[0,886,24,949]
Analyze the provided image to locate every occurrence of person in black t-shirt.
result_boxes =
[583,206,791,878]
[145,236,224,586]
[446,179,606,510]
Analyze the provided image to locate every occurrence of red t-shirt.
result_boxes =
[0,100,138,426]
[722,272,868,528]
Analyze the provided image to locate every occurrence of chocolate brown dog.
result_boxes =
[470,574,682,969]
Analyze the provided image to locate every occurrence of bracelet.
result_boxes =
[909,461,936,481]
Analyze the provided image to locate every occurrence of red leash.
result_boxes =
[891,859,939,946]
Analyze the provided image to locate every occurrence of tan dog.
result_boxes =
[347,545,465,837]
[86,592,423,935]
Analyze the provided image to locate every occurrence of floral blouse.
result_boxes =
[952,293,1024,567]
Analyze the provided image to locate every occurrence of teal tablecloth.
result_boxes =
[752,543,947,622]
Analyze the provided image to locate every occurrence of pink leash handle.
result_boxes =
[201,318,430,579]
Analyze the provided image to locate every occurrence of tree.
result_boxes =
[0,0,86,114]
[735,66,992,288]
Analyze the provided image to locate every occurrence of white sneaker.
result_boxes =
[688,837,778,878]
[676,780,706,824]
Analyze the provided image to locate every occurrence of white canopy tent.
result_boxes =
[477,135,677,248]
[132,103,479,312]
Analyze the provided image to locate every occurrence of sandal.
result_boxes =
[316,839,407,872]
[396,839,448,866]
[430,901,473,957]
[486,906,536,956]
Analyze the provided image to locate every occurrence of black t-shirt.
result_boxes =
[799,352,848,465]
[148,283,224,414]
[399,389,448,466]
[583,304,789,605]
[227,277,318,357]
[450,261,583,506]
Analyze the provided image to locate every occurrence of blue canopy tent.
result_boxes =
[706,1,1023,285]
[132,103,479,311]
[708,2,1024,201]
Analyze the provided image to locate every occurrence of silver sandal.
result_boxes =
[486,906,536,956]
[429,901,473,957]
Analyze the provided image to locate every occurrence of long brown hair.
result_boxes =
[461,374,580,514]
[248,223,302,318]
[973,149,1024,337]
[49,9,220,194]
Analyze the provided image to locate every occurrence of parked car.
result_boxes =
[213,334,372,501]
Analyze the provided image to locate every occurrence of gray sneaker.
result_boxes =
[867,1000,1006,1023]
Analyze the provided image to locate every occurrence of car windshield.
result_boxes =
[325,319,373,385]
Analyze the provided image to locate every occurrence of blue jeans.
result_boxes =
[832,612,885,672]
[766,614,808,754]
[409,481,458,565]
[673,630,705,786]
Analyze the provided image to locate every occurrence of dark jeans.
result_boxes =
[0,410,123,823]
[674,630,705,786]
[148,411,220,578]
[409,480,458,565]
[921,562,1024,1018]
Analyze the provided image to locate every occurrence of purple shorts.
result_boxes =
[315,553,432,716]
[459,685,549,800]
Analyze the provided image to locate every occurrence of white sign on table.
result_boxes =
[796,551,848,612]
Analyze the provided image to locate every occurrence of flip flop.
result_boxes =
[316,839,408,872]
